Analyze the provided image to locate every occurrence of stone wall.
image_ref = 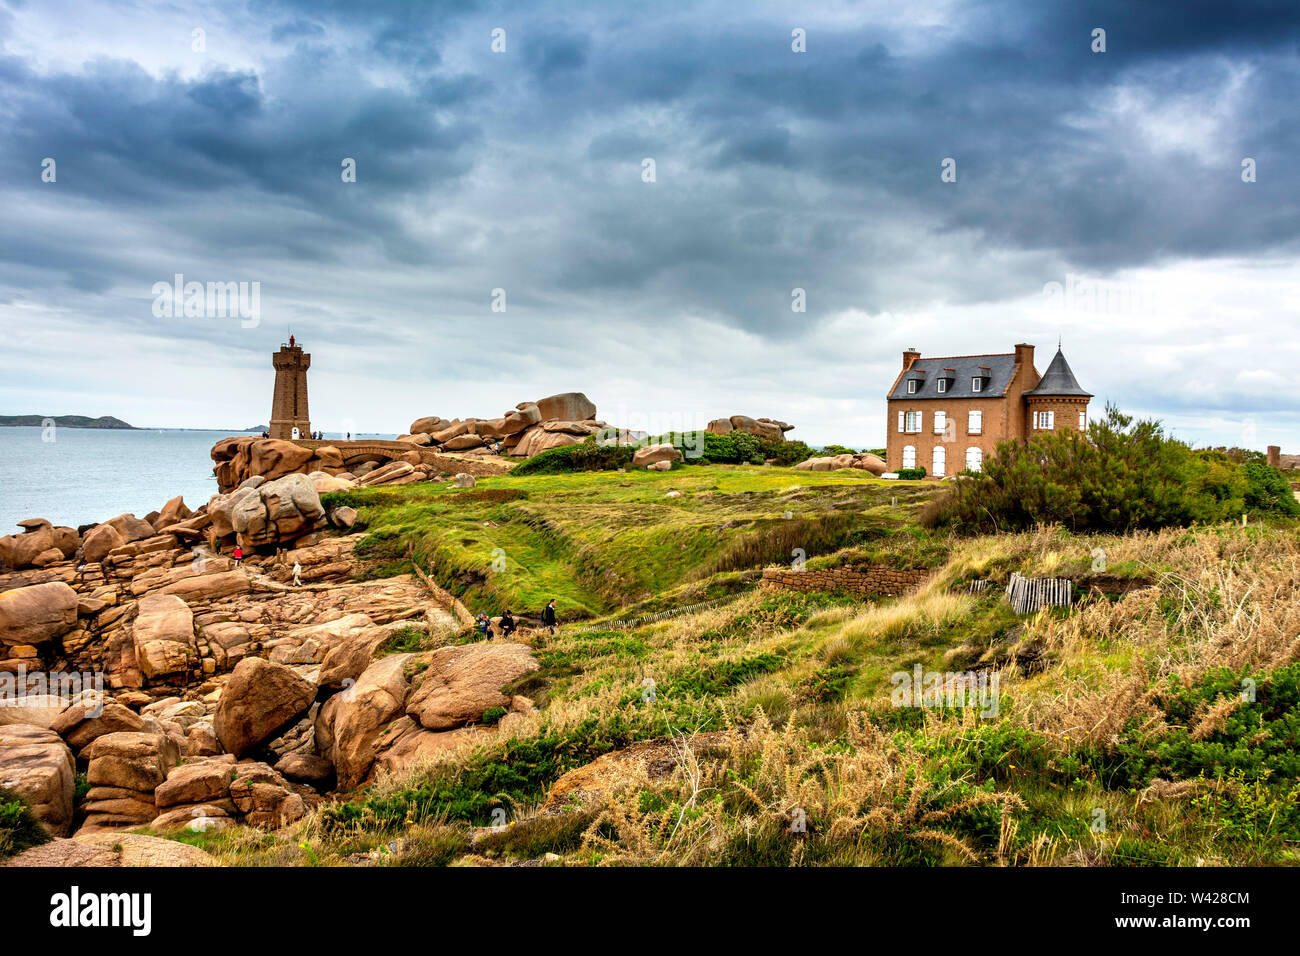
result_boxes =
[761,565,931,597]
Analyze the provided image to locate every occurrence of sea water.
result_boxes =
[0,427,393,532]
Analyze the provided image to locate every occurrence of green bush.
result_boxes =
[924,404,1296,533]
[645,430,815,467]
[0,788,50,860]
[895,467,927,480]
[510,437,635,476]
[1241,461,1300,516]
[821,444,858,456]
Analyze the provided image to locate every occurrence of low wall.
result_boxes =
[761,565,931,597]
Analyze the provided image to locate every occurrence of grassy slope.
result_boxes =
[325,466,935,619]
[167,468,1300,867]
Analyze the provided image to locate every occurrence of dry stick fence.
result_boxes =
[1006,571,1073,614]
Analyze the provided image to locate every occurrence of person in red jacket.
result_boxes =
[232,546,243,566]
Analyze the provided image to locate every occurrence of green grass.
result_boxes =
[326,465,933,619]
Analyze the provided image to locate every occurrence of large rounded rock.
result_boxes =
[854,453,887,476]
[229,761,306,829]
[52,701,147,754]
[430,421,471,444]
[207,473,326,548]
[213,658,316,757]
[0,724,76,835]
[632,444,684,468]
[132,593,195,681]
[104,513,156,545]
[83,731,179,793]
[0,694,67,729]
[0,522,79,571]
[406,643,539,731]
[154,755,236,808]
[316,654,413,790]
[0,581,78,647]
[247,439,315,481]
[511,426,584,458]
[409,416,446,436]
[502,403,541,434]
[81,523,124,563]
[157,496,192,528]
[535,392,596,422]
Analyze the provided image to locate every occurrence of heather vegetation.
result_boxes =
[192,462,1300,867]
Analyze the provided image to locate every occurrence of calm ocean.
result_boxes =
[0,427,394,533]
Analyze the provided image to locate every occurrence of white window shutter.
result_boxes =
[897,411,904,433]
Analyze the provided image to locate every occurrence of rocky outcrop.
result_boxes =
[707,416,794,443]
[132,593,195,681]
[0,723,76,835]
[315,654,413,790]
[5,832,216,866]
[0,581,78,647]
[80,731,179,829]
[154,754,236,808]
[408,391,605,460]
[794,452,887,474]
[207,472,328,552]
[52,702,146,755]
[213,658,316,757]
[632,444,684,469]
[228,761,306,829]
[82,523,124,563]
[406,643,539,731]
[0,520,80,571]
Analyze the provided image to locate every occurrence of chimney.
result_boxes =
[903,348,921,370]
[1014,343,1035,368]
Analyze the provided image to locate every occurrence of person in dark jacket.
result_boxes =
[540,599,557,635]
[499,610,516,639]
[476,612,493,638]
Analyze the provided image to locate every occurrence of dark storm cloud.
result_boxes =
[1,0,1298,439]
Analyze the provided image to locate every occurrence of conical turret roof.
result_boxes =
[1024,348,1091,397]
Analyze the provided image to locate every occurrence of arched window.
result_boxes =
[932,445,946,477]
[965,446,982,473]
[902,445,916,469]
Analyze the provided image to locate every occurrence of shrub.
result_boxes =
[510,437,634,476]
[644,430,815,467]
[821,444,858,456]
[895,467,927,480]
[0,788,50,860]
[923,404,1294,534]
[1241,462,1300,517]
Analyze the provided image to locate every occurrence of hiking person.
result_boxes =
[292,561,302,587]
[499,609,516,639]
[541,599,557,635]
[232,545,243,567]
[476,612,493,638]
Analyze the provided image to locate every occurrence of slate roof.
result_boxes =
[1024,348,1092,398]
[887,353,1016,401]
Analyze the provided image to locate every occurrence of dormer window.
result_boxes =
[937,378,947,393]
[971,377,982,392]
[907,379,918,394]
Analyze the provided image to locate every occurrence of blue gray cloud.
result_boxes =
[0,0,1297,450]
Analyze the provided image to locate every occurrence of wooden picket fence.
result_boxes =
[1005,572,1073,614]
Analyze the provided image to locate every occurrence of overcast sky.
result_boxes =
[1,0,1297,450]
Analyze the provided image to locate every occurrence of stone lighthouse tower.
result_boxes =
[269,335,311,440]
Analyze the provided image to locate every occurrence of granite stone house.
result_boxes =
[885,343,1091,476]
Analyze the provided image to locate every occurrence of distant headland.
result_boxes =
[0,414,135,429]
